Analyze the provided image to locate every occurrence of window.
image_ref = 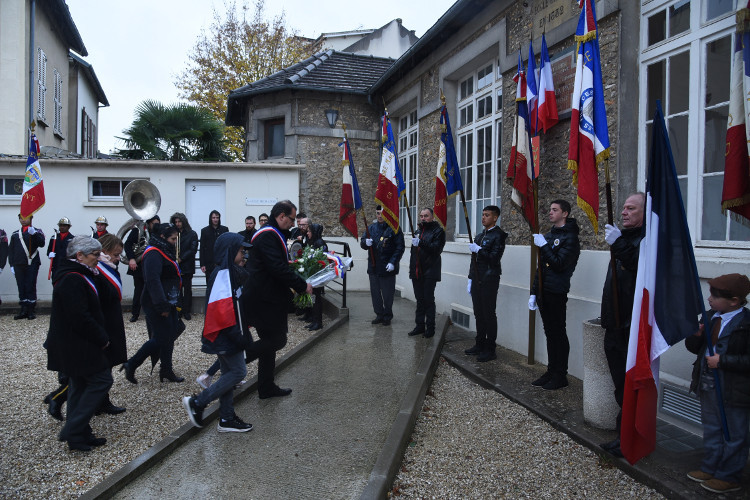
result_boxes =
[36,49,47,123]
[456,61,502,236]
[264,118,285,158]
[90,179,133,200]
[81,109,96,158]
[53,69,63,136]
[640,0,750,247]
[397,109,418,229]
[0,178,24,198]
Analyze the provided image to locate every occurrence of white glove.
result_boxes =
[10,267,15,275]
[533,234,547,247]
[469,242,481,253]
[604,224,622,246]
[49,252,56,258]
[412,237,420,247]
[385,263,395,272]
[467,279,472,295]
[365,238,373,246]
[27,226,36,235]
[528,295,538,310]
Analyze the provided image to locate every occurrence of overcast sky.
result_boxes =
[66,0,457,154]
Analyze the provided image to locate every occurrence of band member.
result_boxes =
[92,216,109,239]
[466,205,507,362]
[125,215,160,322]
[408,208,445,339]
[170,213,198,320]
[47,217,74,278]
[529,199,581,390]
[238,216,257,243]
[361,205,405,326]
[9,214,45,320]
[199,210,228,279]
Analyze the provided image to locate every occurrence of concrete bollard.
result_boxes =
[582,319,619,430]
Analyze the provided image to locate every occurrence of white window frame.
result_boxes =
[36,48,47,123]
[397,109,418,230]
[53,69,63,136]
[455,60,503,237]
[89,179,134,201]
[639,0,748,252]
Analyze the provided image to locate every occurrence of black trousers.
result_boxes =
[246,327,287,393]
[539,292,570,378]
[14,262,40,303]
[131,272,144,317]
[412,278,437,331]
[59,369,113,444]
[129,304,178,373]
[471,276,499,352]
[604,326,629,431]
[369,274,396,320]
[179,274,193,314]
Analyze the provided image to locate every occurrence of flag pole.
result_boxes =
[343,123,375,267]
[604,159,621,328]
[402,192,416,236]
[48,229,58,280]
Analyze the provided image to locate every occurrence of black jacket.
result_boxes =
[238,228,256,244]
[468,226,508,282]
[0,229,9,268]
[176,229,198,275]
[141,236,182,314]
[686,308,750,408]
[46,231,74,276]
[124,224,146,277]
[243,221,307,333]
[200,223,229,268]
[45,259,110,377]
[8,227,45,268]
[600,226,643,330]
[409,220,445,281]
[308,224,327,252]
[360,221,405,276]
[96,262,127,366]
[532,218,581,295]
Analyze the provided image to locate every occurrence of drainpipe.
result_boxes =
[29,0,35,129]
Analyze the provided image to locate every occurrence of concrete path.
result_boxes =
[106,292,441,500]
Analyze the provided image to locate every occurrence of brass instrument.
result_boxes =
[176,232,181,263]
[115,179,161,265]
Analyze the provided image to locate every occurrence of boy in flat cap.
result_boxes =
[685,273,750,494]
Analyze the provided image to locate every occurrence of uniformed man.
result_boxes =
[408,208,445,338]
[8,214,45,319]
[92,216,109,239]
[47,217,75,278]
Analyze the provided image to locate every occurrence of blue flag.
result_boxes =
[441,105,463,195]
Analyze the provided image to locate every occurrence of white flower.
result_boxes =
[298,267,305,273]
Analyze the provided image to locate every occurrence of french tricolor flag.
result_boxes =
[202,268,237,342]
[526,41,539,135]
[537,34,559,133]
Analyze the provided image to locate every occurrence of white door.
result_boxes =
[185,180,226,282]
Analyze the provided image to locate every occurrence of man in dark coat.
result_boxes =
[0,228,7,307]
[47,217,74,278]
[199,210,228,279]
[8,213,45,320]
[599,193,645,456]
[170,212,198,320]
[45,236,112,451]
[466,205,507,362]
[238,216,257,243]
[125,215,160,322]
[360,205,405,326]
[529,199,581,390]
[408,208,445,339]
[243,200,311,399]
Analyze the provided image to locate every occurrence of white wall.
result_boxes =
[0,0,29,154]
[75,74,100,154]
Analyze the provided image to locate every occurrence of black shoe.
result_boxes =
[98,403,126,415]
[26,305,37,320]
[381,318,391,326]
[182,396,204,428]
[307,323,322,331]
[607,446,624,458]
[532,372,553,387]
[258,386,292,399]
[599,438,620,451]
[408,326,425,336]
[542,376,569,390]
[68,441,92,452]
[160,371,185,383]
[183,312,191,321]
[120,362,137,384]
[129,315,139,323]
[423,329,435,338]
[217,414,253,433]
[48,397,64,421]
[477,351,497,362]
[87,436,107,447]
[371,317,383,324]
[464,345,482,355]
[13,306,28,320]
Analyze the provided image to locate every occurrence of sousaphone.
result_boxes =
[116,179,161,264]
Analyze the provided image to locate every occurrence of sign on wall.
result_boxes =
[550,47,577,116]
[532,0,580,40]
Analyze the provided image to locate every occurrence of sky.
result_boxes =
[66,0,458,154]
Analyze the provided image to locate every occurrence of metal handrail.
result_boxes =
[322,240,352,309]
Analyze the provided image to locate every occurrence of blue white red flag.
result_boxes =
[723,2,750,225]
[526,41,539,136]
[375,111,406,233]
[620,101,703,465]
[568,0,610,234]
[339,136,363,238]
[203,268,237,342]
[434,103,463,229]
[537,34,559,134]
[20,132,45,218]
[506,53,536,232]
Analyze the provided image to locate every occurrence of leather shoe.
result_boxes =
[464,345,482,355]
[258,386,292,399]
[129,315,138,323]
[423,330,435,338]
[531,372,553,387]
[160,371,185,383]
[120,362,137,384]
[97,403,126,415]
[477,350,497,362]
[183,312,191,321]
[68,441,92,452]
[599,438,620,451]
[381,318,391,326]
[87,436,107,447]
[542,376,569,390]
[371,317,383,324]
[307,323,322,331]
[408,326,425,336]
[48,398,64,421]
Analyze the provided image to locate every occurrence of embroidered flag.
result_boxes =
[434,103,463,229]
[537,34,559,133]
[567,0,610,234]
[339,136,363,238]
[506,53,536,232]
[620,101,703,465]
[203,268,237,342]
[20,132,46,218]
[375,111,406,233]
[723,2,750,225]
[527,41,539,136]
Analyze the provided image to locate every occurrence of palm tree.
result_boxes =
[117,100,228,161]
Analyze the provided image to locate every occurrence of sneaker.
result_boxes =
[532,372,553,387]
[182,396,204,428]
[196,373,213,390]
[234,380,247,390]
[687,470,713,483]
[701,478,741,493]
[542,377,569,390]
[217,415,253,433]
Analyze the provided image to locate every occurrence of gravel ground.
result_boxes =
[0,311,315,499]
[391,359,665,499]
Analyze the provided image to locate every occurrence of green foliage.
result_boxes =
[175,0,313,162]
[116,100,228,161]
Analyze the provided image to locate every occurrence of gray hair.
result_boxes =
[67,235,102,258]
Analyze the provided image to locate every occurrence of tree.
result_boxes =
[117,100,228,161]
[175,0,313,162]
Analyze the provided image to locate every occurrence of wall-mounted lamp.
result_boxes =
[324,109,339,128]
